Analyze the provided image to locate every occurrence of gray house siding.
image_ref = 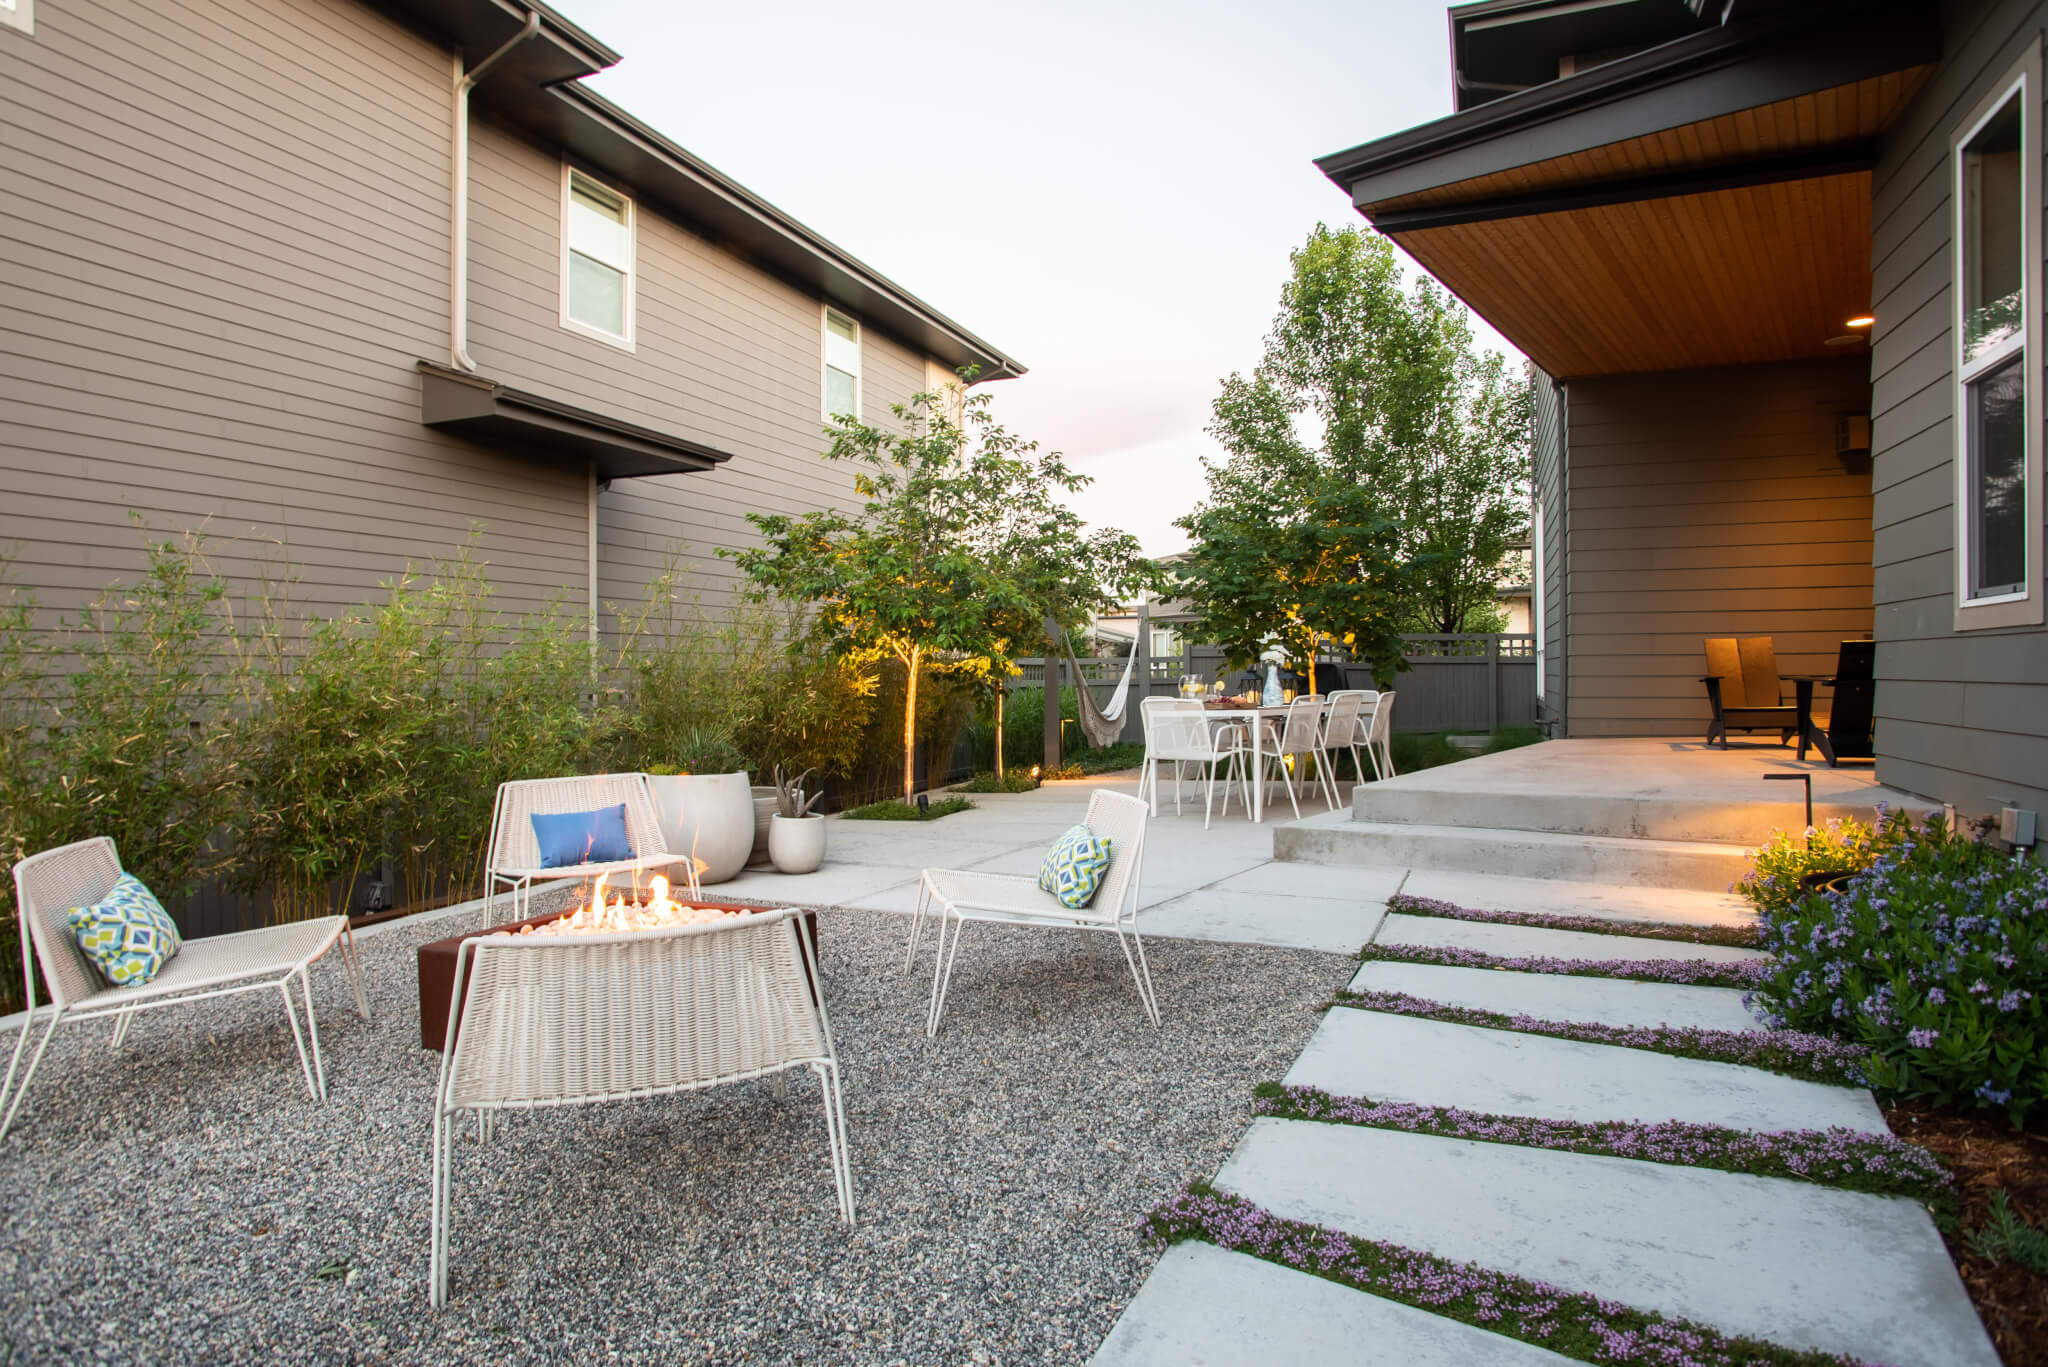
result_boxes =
[1559,358,1875,738]
[1531,366,1568,724]
[1867,0,2048,816]
[0,0,961,635]
[0,0,587,618]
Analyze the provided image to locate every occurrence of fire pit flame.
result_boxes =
[503,867,737,939]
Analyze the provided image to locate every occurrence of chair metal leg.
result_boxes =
[110,1008,135,1050]
[904,878,932,971]
[277,981,318,1100]
[1116,929,1160,1026]
[340,923,371,1020]
[0,1012,61,1142]
[298,967,329,1102]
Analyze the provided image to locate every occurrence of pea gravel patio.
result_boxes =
[0,900,1350,1366]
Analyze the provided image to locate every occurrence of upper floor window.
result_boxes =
[823,308,860,420]
[1952,46,2043,627]
[562,168,634,348]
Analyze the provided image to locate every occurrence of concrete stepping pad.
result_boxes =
[1219,1119,1998,1367]
[1350,960,1763,1033]
[1090,1242,1575,1366]
[1288,1007,1883,1131]
[1398,869,1753,928]
[1140,890,1386,954]
[1377,913,1766,965]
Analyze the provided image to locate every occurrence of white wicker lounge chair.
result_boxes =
[429,907,851,1307]
[0,836,368,1140]
[482,773,690,926]
[909,789,1153,1037]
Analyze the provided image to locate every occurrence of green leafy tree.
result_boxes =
[1189,224,1532,655]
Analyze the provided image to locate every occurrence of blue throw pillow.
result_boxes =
[1037,824,1114,910]
[67,873,183,988]
[530,804,635,868]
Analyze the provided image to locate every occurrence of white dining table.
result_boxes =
[1197,700,1326,824]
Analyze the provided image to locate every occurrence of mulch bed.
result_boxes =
[1885,1102,2048,1366]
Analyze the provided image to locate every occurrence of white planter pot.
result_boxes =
[749,788,778,866]
[646,771,754,885]
[768,813,826,875]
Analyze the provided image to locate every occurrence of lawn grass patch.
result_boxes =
[841,796,976,821]
[954,770,1039,794]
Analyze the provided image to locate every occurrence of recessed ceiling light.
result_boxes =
[1824,334,1866,347]
[1846,315,1876,328]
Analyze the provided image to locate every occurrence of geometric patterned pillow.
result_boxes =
[66,873,183,988]
[1037,824,1114,910]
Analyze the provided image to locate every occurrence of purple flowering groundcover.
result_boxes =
[1144,1183,1895,1367]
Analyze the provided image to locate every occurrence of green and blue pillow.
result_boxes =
[67,873,183,988]
[1038,824,1114,909]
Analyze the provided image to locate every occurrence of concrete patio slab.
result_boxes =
[1349,961,1763,1032]
[711,862,919,909]
[1209,860,1408,902]
[1140,890,1386,954]
[1397,869,1754,928]
[1218,1120,1998,1367]
[1090,1242,1575,1367]
[1288,1007,1884,1132]
[1278,813,1752,891]
[1376,914,1767,965]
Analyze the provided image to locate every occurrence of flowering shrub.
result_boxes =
[1144,1183,1888,1367]
[1253,1083,1952,1213]
[1331,987,1868,1086]
[1736,807,1926,914]
[1359,942,1769,991]
[1747,815,2048,1125]
[1389,894,1761,948]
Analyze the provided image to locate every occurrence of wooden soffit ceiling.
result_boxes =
[1366,69,1932,379]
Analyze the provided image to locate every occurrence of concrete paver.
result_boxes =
[1397,868,1754,927]
[1376,913,1767,964]
[1350,960,1764,1032]
[1140,890,1386,954]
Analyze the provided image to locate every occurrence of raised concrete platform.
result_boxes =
[1219,1119,2000,1367]
[1091,1242,1575,1366]
[1349,961,1763,1032]
[1277,813,1751,891]
[1350,738,1925,845]
[1289,1007,1883,1131]
[1397,869,1753,928]
[1376,913,1766,965]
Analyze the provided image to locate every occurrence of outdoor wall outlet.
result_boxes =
[1998,806,2037,849]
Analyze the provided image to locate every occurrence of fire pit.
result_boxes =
[416,874,820,1050]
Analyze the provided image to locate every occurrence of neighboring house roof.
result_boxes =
[386,0,1024,382]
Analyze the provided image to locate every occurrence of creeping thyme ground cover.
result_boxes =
[1389,893,1762,949]
[1746,812,2048,1125]
[1253,1083,1953,1215]
[1359,942,1768,990]
[1330,987,1868,1086]
[1144,1184,1891,1367]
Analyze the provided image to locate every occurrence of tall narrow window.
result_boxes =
[562,169,633,347]
[823,309,860,420]
[1952,45,2042,627]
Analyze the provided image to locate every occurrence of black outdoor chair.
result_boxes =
[1823,639,1876,762]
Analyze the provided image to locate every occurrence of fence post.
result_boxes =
[1131,603,1150,745]
[1487,634,1500,733]
[1043,617,1062,771]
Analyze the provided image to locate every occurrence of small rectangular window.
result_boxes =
[824,308,860,420]
[1951,45,2043,626]
[562,169,633,347]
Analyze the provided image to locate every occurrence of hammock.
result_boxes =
[1062,642,1138,749]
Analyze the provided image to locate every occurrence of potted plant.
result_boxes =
[768,764,827,874]
[645,764,755,885]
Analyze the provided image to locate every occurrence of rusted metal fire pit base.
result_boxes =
[416,901,821,1051]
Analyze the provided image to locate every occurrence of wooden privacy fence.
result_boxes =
[1018,634,1537,740]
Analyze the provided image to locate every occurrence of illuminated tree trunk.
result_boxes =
[901,644,921,801]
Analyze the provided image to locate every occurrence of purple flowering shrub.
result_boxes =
[1736,808,1924,913]
[1359,942,1769,990]
[1748,815,2048,1124]
[1253,1083,1953,1214]
[1389,893,1762,948]
[1144,1183,1891,1367]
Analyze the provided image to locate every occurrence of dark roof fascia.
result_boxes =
[417,361,735,480]
[1316,1,1938,211]
[492,83,1026,383]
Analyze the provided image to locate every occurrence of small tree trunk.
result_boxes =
[994,685,1005,778]
[901,646,921,801]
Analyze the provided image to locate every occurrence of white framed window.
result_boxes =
[1951,40,2044,629]
[561,167,634,349]
[823,308,861,420]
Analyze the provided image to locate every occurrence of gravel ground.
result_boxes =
[0,902,1349,1366]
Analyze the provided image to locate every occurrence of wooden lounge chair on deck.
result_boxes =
[1700,637,1798,749]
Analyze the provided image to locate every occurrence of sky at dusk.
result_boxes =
[559,0,1522,554]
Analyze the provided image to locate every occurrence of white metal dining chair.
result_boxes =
[1363,690,1398,779]
[1137,698,1251,826]
[1325,689,1377,781]
[1258,697,1337,818]
[1317,691,1368,799]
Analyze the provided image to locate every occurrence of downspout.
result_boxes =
[587,461,599,647]
[449,11,540,371]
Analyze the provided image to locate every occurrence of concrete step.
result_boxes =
[1090,1242,1576,1366]
[1276,812,1751,891]
[1376,913,1767,965]
[1348,961,1762,1032]
[1350,779,1883,845]
[1287,1007,1881,1132]
[1219,1119,1998,1367]
[1397,869,1754,928]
